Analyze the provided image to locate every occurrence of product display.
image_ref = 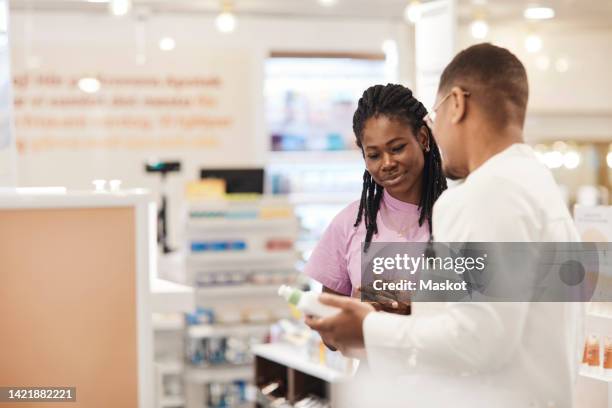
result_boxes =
[186,333,266,366]
[192,268,298,288]
[581,333,612,379]
[191,240,248,252]
[162,374,183,397]
[206,380,249,408]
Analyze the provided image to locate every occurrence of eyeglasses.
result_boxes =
[426,90,471,125]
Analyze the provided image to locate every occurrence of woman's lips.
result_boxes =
[382,172,406,187]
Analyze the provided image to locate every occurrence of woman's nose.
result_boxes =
[381,153,397,171]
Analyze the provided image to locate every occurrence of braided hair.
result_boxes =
[353,84,447,251]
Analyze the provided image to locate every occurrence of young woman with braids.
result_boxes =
[303,84,446,349]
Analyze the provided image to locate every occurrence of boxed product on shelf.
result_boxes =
[185,332,268,367]
[206,380,249,408]
[581,333,612,378]
[574,205,612,242]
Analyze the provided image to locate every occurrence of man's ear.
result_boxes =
[417,126,430,152]
[450,86,468,124]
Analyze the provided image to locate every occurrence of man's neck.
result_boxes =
[466,124,524,174]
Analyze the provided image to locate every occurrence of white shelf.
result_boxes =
[252,343,350,384]
[187,251,299,266]
[156,361,184,375]
[187,217,299,232]
[188,196,292,211]
[188,322,271,338]
[159,396,185,407]
[153,314,184,331]
[150,278,195,314]
[195,283,282,298]
[580,367,612,382]
[185,365,252,383]
[586,313,612,335]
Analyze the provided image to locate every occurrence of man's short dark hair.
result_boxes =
[438,43,529,127]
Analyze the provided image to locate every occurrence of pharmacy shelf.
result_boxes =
[586,313,612,335]
[153,314,184,331]
[185,365,252,383]
[188,322,271,338]
[187,251,299,266]
[195,283,283,298]
[159,396,185,407]
[579,367,612,382]
[156,360,184,375]
[150,278,195,314]
[186,217,299,232]
[252,343,349,384]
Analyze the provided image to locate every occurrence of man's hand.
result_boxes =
[305,293,375,353]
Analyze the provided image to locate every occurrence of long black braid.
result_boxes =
[353,84,447,251]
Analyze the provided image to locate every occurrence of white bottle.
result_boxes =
[278,285,339,318]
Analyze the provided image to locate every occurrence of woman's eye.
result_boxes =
[391,145,406,153]
[367,154,379,160]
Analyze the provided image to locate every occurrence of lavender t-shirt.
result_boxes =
[304,190,430,295]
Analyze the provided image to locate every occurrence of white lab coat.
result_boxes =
[362,144,584,408]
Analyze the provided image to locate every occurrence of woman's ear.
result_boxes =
[418,126,430,152]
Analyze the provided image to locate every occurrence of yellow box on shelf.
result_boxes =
[186,180,226,200]
[260,206,293,219]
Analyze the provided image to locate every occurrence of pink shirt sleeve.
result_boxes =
[303,204,356,296]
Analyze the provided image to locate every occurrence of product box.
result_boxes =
[574,205,612,242]
[574,205,612,307]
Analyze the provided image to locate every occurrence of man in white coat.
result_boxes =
[307,43,583,408]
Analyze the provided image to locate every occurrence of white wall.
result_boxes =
[457,21,612,142]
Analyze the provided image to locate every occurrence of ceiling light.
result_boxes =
[543,151,563,169]
[404,0,421,24]
[317,0,338,6]
[159,37,176,51]
[109,0,131,16]
[563,151,581,169]
[78,77,101,93]
[524,6,555,20]
[525,34,542,53]
[215,11,237,33]
[470,19,489,39]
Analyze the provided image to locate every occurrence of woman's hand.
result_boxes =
[356,286,411,315]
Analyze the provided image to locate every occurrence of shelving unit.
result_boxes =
[150,276,194,408]
[159,396,186,408]
[253,343,352,407]
[580,367,612,383]
[189,323,273,339]
[582,308,612,408]
[186,365,254,383]
[183,195,301,408]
